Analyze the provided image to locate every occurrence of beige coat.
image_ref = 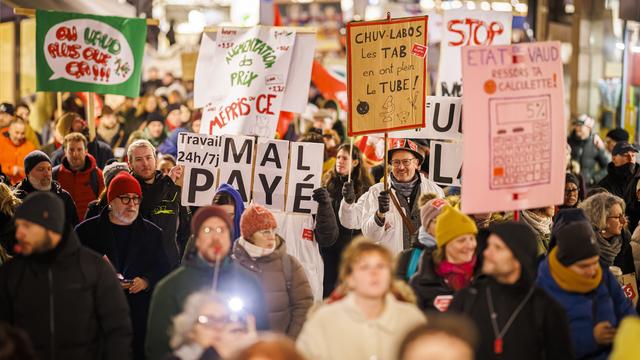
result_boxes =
[232,236,313,339]
[296,293,426,360]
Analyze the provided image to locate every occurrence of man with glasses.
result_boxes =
[340,139,444,254]
[599,141,639,199]
[76,172,170,360]
[145,205,269,360]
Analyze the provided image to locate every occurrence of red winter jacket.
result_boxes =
[54,154,104,221]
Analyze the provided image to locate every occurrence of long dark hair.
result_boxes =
[322,144,373,199]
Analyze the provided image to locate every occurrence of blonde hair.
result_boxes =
[338,237,394,284]
[126,139,156,161]
[0,183,21,216]
[579,193,626,231]
[169,291,227,350]
[63,132,88,149]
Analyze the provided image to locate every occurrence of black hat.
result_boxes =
[565,172,579,186]
[0,102,14,115]
[550,208,589,249]
[612,141,638,156]
[14,192,65,234]
[488,221,538,282]
[146,111,165,126]
[606,128,629,142]
[24,150,52,175]
[555,221,600,266]
[166,103,181,114]
[388,138,424,164]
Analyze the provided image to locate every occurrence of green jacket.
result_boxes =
[145,253,269,360]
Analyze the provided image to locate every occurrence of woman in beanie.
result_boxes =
[537,221,636,360]
[297,238,425,360]
[232,204,313,339]
[559,172,584,211]
[410,205,479,312]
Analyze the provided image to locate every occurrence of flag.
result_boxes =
[311,60,347,111]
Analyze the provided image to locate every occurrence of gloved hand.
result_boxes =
[342,182,356,204]
[378,191,390,214]
[312,187,331,205]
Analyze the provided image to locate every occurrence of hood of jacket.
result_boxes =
[15,177,66,198]
[60,153,98,174]
[215,183,245,240]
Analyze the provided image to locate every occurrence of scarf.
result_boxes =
[521,210,552,236]
[548,247,602,293]
[596,232,622,266]
[238,237,275,259]
[435,257,476,291]
[390,173,419,198]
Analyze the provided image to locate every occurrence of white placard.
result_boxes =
[252,138,289,211]
[285,142,324,214]
[429,141,463,187]
[218,135,256,204]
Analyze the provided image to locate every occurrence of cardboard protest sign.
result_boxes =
[347,16,428,136]
[177,132,222,206]
[387,96,462,140]
[195,26,297,138]
[181,52,198,81]
[461,41,565,214]
[429,141,463,187]
[35,10,146,97]
[253,138,289,211]
[621,273,638,306]
[286,142,324,214]
[437,9,511,97]
[218,135,256,204]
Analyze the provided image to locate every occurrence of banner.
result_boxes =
[35,10,146,97]
[195,26,307,138]
[461,41,565,214]
[387,96,462,140]
[218,135,256,204]
[347,16,428,135]
[286,142,324,214]
[437,9,511,97]
[253,138,289,211]
[177,133,222,206]
[429,141,463,187]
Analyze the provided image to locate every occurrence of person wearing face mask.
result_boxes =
[145,206,269,360]
[410,205,480,312]
[537,221,636,360]
[598,141,640,199]
[75,173,170,360]
[232,204,313,339]
[296,239,426,360]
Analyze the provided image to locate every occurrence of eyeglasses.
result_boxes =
[607,214,627,222]
[257,229,277,236]
[390,158,416,168]
[201,226,227,235]
[118,196,141,205]
[564,188,578,195]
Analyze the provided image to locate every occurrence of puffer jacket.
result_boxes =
[338,173,444,255]
[232,236,313,339]
[14,178,80,227]
[54,154,104,221]
[537,259,636,359]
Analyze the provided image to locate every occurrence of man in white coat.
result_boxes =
[339,139,444,255]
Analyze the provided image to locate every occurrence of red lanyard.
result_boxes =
[486,285,535,355]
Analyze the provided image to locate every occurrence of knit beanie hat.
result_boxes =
[102,162,129,186]
[555,221,600,266]
[240,204,278,239]
[550,208,590,249]
[421,198,447,229]
[487,222,538,282]
[107,172,142,203]
[24,150,52,175]
[435,205,478,248]
[606,128,629,142]
[191,205,233,236]
[15,192,65,234]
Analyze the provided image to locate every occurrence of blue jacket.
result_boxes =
[537,259,636,359]
[157,127,188,158]
[215,183,245,241]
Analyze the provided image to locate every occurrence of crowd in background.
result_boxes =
[0,68,639,360]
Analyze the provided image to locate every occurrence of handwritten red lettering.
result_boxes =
[55,26,77,42]
[447,18,504,47]
[47,42,81,59]
[256,94,276,115]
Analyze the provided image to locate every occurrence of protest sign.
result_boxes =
[181,52,198,81]
[461,41,565,214]
[385,96,462,140]
[280,32,316,113]
[253,138,289,211]
[285,142,324,214]
[621,273,638,306]
[437,9,511,97]
[218,135,256,204]
[195,26,299,138]
[35,10,146,97]
[177,132,222,206]
[347,16,428,135]
[429,141,463,187]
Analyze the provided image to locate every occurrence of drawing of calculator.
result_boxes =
[489,95,552,190]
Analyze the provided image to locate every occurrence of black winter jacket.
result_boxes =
[568,131,609,186]
[76,208,171,360]
[134,170,191,269]
[14,178,80,227]
[598,162,640,200]
[0,226,132,360]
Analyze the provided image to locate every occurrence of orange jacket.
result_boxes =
[0,130,37,185]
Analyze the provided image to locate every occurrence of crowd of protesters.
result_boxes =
[0,70,639,360]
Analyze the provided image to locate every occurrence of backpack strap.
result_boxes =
[283,254,292,291]
[89,168,99,198]
[389,191,417,234]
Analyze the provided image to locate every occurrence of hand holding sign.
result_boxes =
[342,182,356,204]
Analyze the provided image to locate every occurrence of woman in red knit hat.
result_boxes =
[232,204,313,339]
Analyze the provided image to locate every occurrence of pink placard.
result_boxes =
[461,41,565,214]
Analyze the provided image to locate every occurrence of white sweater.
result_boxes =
[297,293,426,360]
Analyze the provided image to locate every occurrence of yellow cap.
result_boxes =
[435,205,478,248]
